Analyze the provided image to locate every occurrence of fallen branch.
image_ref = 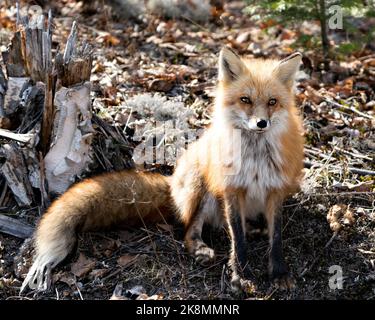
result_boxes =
[324,98,374,120]
[329,143,373,161]
[0,214,34,239]
[304,160,375,176]
[0,143,34,206]
[304,147,337,161]
[0,128,35,145]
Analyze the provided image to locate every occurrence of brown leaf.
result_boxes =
[136,293,164,300]
[343,208,356,226]
[148,79,174,92]
[117,254,139,267]
[327,204,346,232]
[89,268,108,279]
[157,223,173,233]
[110,283,129,300]
[71,253,96,278]
[327,204,356,232]
[97,34,121,46]
[53,271,75,287]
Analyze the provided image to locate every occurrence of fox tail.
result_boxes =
[20,170,172,293]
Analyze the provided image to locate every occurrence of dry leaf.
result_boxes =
[149,78,174,92]
[327,204,346,232]
[97,34,121,46]
[136,293,164,300]
[89,268,108,279]
[157,223,173,232]
[110,283,129,300]
[343,208,356,226]
[71,253,96,277]
[327,204,356,232]
[53,271,75,287]
[117,254,139,267]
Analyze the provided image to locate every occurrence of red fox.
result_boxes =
[21,47,304,294]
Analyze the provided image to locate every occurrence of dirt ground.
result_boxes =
[0,0,374,300]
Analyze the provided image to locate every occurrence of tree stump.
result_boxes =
[0,5,94,236]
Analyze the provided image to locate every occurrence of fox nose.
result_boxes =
[257,119,268,129]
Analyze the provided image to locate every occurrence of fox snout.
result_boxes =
[247,117,271,132]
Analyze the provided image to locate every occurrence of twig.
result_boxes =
[0,129,35,146]
[304,160,375,176]
[304,147,337,161]
[308,191,375,196]
[324,98,374,120]
[358,248,375,255]
[324,231,338,248]
[329,143,373,161]
[181,15,210,32]
[75,280,84,300]
[358,53,375,61]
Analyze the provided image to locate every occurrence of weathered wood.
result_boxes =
[41,72,54,155]
[40,10,54,155]
[0,68,6,115]
[0,214,34,239]
[17,82,44,134]
[1,31,27,77]
[43,21,94,195]
[3,77,30,116]
[0,128,36,145]
[0,143,34,206]
[44,83,94,195]
[38,151,50,209]
[56,22,93,87]
[0,8,94,205]
[0,68,9,129]
[1,77,42,131]
[22,10,53,83]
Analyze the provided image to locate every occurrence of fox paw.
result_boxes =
[194,246,215,266]
[230,274,256,295]
[271,273,296,290]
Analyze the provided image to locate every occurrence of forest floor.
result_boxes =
[0,0,374,300]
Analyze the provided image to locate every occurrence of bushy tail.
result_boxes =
[20,170,172,293]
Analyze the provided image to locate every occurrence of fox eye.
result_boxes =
[268,98,277,106]
[240,96,252,104]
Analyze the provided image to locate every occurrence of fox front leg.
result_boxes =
[224,193,256,294]
[267,211,296,290]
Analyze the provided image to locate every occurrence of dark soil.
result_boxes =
[0,0,374,300]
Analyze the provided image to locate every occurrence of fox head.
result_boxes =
[216,46,302,133]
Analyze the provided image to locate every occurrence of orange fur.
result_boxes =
[22,47,304,293]
[36,170,173,251]
[21,170,172,292]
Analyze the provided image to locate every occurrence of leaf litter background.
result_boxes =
[0,0,374,300]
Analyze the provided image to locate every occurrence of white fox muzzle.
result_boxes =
[247,117,271,132]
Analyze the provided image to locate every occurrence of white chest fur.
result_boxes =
[218,113,290,211]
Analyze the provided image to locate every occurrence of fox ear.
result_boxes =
[218,46,245,82]
[276,52,302,86]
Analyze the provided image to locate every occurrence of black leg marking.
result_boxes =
[225,195,256,294]
[228,212,248,275]
[269,213,295,290]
